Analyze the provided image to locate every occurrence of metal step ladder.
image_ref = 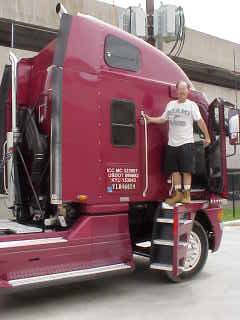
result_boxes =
[150,203,195,277]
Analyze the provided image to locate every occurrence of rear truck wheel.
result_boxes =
[164,221,209,282]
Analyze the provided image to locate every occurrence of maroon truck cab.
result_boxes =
[0,8,235,288]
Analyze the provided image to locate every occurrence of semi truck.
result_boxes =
[0,3,239,289]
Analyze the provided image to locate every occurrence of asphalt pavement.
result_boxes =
[0,226,239,320]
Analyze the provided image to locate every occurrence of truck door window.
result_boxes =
[105,35,140,72]
[111,99,136,147]
[192,123,207,186]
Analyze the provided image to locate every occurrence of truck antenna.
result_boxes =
[233,49,238,108]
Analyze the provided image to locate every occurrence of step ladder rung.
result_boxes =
[150,263,173,271]
[150,263,184,272]
[156,218,174,223]
[153,239,188,247]
[156,218,192,225]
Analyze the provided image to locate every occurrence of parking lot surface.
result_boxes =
[0,226,239,320]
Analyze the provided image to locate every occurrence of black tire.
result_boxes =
[164,221,209,283]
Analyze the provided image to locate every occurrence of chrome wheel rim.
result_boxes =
[184,231,202,272]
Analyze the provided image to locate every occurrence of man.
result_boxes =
[145,80,211,206]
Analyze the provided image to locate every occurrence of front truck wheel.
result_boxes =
[164,221,209,282]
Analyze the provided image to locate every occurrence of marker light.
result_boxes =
[77,194,88,202]
[217,209,223,222]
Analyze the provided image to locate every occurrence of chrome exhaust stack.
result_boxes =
[56,3,68,19]
[7,51,19,208]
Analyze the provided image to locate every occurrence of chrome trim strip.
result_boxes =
[153,239,188,247]
[156,218,192,225]
[9,263,131,287]
[150,263,173,271]
[191,189,206,192]
[0,237,67,249]
[136,241,151,248]
[150,263,184,272]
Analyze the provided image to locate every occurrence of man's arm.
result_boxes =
[145,115,167,124]
[197,118,211,146]
[144,105,169,124]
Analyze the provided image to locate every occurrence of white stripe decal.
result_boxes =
[0,237,67,249]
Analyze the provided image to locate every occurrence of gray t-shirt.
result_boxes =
[161,99,202,147]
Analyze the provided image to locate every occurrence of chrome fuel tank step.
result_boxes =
[6,263,132,288]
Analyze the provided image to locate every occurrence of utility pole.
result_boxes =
[112,0,117,26]
[146,0,155,46]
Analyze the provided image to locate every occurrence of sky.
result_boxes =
[100,0,240,44]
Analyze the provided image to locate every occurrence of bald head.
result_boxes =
[176,80,190,102]
[176,80,190,90]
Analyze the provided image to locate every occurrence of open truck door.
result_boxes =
[207,98,240,198]
[207,98,228,197]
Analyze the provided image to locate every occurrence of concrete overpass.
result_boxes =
[0,0,239,170]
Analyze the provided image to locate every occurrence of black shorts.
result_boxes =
[165,143,195,175]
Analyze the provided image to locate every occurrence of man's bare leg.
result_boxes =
[172,172,182,190]
[182,172,192,203]
[183,172,191,187]
[165,172,183,206]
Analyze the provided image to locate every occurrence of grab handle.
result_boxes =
[3,140,8,194]
[141,111,149,197]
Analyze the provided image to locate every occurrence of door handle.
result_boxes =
[141,111,149,197]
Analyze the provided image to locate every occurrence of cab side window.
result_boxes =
[105,35,140,72]
[111,99,136,147]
